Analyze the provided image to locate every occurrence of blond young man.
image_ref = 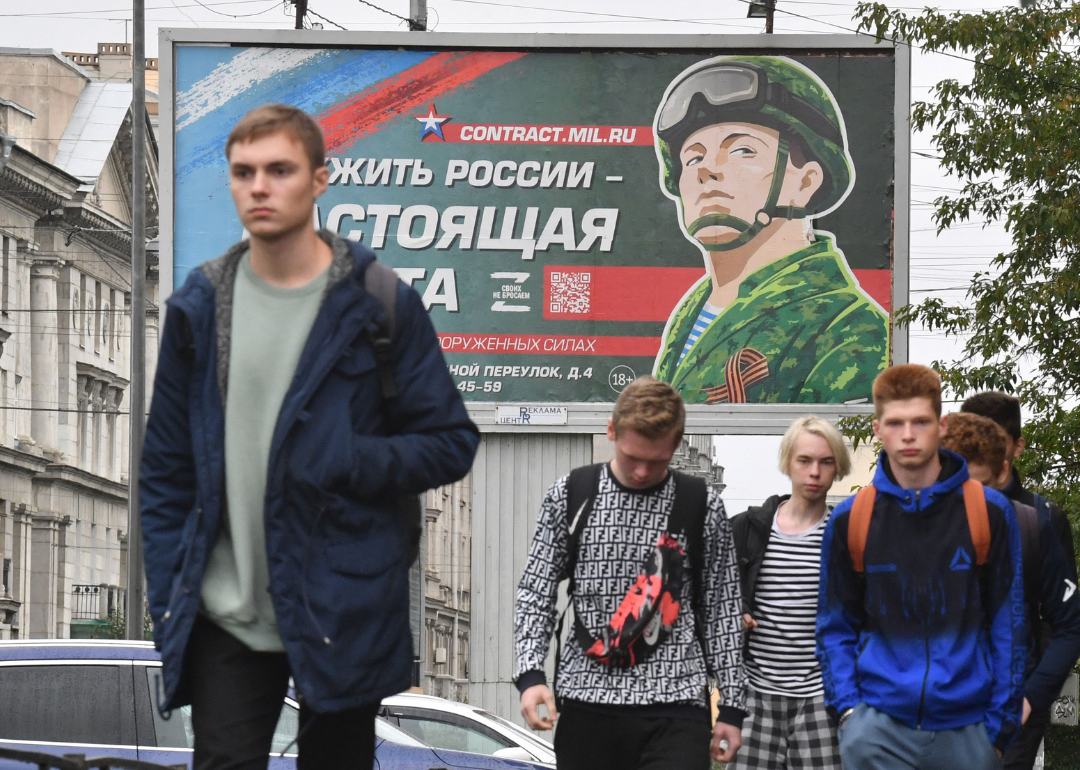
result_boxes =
[817,364,1026,770]
[140,105,479,769]
[729,416,850,769]
[514,377,747,770]
[943,413,1080,770]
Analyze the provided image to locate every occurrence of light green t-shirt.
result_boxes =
[200,254,328,651]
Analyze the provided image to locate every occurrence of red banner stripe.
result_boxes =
[545,266,704,322]
[434,124,654,146]
[852,269,891,312]
[542,266,892,322]
[438,334,661,357]
[319,51,526,153]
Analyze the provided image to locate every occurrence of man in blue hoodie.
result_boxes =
[817,364,1026,769]
[141,105,480,769]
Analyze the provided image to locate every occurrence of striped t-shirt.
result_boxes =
[678,302,722,364]
[745,508,830,697]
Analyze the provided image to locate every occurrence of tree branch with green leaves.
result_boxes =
[851,0,1080,545]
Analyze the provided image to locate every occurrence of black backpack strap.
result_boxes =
[563,463,605,593]
[363,261,400,400]
[1013,501,1042,614]
[667,472,714,681]
[553,463,603,704]
[362,261,421,563]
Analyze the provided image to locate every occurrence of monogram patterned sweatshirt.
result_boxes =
[513,465,747,725]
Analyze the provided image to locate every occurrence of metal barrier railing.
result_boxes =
[0,748,187,770]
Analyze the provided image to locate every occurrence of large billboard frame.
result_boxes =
[159,30,910,434]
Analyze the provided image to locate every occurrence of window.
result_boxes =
[145,668,298,754]
[394,715,511,756]
[0,664,123,744]
[1,235,9,313]
[102,300,111,347]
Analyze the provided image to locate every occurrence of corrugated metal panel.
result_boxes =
[470,433,592,724]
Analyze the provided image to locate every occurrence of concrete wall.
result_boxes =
[0,52,89,163]
[469,433,593,718]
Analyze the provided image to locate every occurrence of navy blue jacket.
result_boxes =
[816,450,1026,751]
[140,234,480,713]
[1012,496,1080,711]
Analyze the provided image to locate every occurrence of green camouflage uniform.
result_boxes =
[654,235,889,404]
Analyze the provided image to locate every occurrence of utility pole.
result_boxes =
[409,0,427,31]
[294,0,308,29]
[766,0,775,33]
[125,0,147,640]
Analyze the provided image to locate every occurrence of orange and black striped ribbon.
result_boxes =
[702,348,770,404]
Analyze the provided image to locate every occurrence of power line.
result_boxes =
[189,0,282,16]
[0,0,274,16]
[355,0,411,24]
[440,0,749,26]
[307,6,348,28]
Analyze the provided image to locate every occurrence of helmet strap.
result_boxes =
[693,136,797,253]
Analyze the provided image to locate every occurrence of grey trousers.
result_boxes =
[839,704,1002,770]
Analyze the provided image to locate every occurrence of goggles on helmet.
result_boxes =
[656,61,842,148]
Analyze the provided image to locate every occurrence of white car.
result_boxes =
[379,692,556,766]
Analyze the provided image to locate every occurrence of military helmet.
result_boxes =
[656,56,853,217]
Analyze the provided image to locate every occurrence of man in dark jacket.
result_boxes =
[947,406,1080,770]
[817,364,1026,769]
[961,392,1077,582]
[730,416,850,770]
[140,104,479,770]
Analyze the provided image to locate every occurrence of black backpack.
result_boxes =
[363,261,423,565]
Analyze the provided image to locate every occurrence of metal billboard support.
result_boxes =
[126,0,148,640]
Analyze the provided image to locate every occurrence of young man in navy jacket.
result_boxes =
[816,364,1026,769]
[943,411,1080,770]
[140,105,479,770]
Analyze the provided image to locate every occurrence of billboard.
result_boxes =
[163,32,908,419]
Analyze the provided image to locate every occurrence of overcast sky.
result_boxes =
[1,0,1016,507]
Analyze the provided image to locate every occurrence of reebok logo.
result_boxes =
[950,547,973,571]
[1065,579,1077,603]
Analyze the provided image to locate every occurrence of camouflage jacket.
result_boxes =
[653,236,889,404]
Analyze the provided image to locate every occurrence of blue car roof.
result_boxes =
[0,640,161,662]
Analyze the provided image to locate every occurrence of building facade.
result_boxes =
[422,478,472,701]
[0,47,157,639]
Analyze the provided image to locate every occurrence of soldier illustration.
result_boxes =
[652,56,889,404]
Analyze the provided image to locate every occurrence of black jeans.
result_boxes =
[1002,706,1051,770]
[553,701,712,770]
[187,615,379,770]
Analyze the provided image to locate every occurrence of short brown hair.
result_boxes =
[872,364,942,417]
[226,104,325,171]
[961,391,1022,441]
[611,376,685,441]
[941,412,1009,477]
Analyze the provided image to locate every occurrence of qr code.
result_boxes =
[549,271,592,314]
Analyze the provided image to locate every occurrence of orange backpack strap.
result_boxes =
[962,478,991,566]
[848,485,878,573]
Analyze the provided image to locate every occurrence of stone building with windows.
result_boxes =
[0,46,158,639]
[421,478,472,701]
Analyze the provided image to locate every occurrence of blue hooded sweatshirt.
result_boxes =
[816,450,1026,752]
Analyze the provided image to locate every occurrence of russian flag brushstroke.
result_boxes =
[318,51,527,152]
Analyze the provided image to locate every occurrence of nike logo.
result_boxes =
[568,499,590,533]
[1064,579,1076,603]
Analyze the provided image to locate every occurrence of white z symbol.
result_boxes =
[1064,579,1077,603]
